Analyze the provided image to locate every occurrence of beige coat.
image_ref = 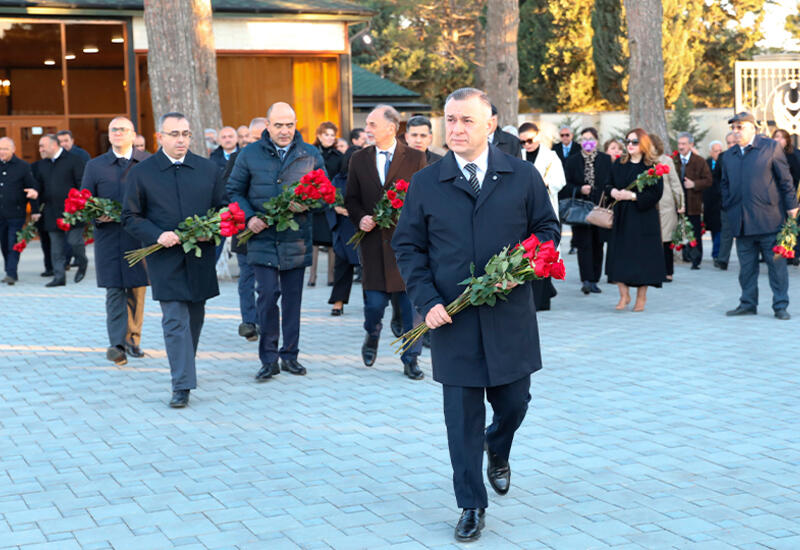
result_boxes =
[657,155,685,242]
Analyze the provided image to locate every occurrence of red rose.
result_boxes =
[647,168,655,176]
[395,179,409,192]
[56,218,71,231]
[533,260,552,278]
[789,250,796,259]
[676,244,683,251]
[386,189,397,200]
[13,241,26,253]
[773,245,782,254]
[310,187,322,200]
[84,238,94,245]
[550,259,566,280]
[64,200,78,214]
[535,241,558,264]
[220,210,232,221]
[689,240,697,247]
[390,198,404,209]
[660,164,670,174]
[521,233,540,252]
[672,150,679,157]
[68,188,82,199]
[80,189,92,200]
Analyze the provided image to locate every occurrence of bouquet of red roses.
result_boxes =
[124,202,247,266]
[12,219,38,254]
[773,215,798,260]
[393,233,565,353]
[670,214,697,251]
[236,169,337,245]
[609,163,670,207]
[347,179,409,248]
[61,188,122,228]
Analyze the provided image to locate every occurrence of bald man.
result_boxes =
[209,126,239,173]
[236,125,250,149]
[0,137,39,284]
[227,102,326,381]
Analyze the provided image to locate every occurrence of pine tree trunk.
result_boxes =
[482,0,519,128]
[624,0,668,146]
[143,0,222,157]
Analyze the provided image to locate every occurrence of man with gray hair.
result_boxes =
[675,131,712,269]
[704,140,724,266]
[0,136,39,285]
[344,104,426,380]
[715,131,739,270]
[209,126,239,172]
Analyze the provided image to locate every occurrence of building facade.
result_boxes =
[0,0,370,161]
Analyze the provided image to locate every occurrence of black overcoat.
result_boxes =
[721,135,797,237]
[392,146,560,388]
[32,150,86,232]
[564,151,612,204]
[605,160,665,287]
[81,149,150,289]
[122,150,227,302]
[491,128,522,159]
[702,156,723,233]
[0,155,38,219]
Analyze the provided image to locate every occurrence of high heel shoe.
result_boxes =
[615,296,631,310]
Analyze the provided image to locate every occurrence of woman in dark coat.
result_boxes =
[326,171,360,315]
[308,121,342,286]
[773,129,800,263]
[606,129,665,312]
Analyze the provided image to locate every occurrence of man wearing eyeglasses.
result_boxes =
[553,126,580,167]
[123,112,227,407]
[81,117,150,367]
[721,112,798,320]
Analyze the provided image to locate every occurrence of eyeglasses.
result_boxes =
[522,138,536,145]
[625,139,640,145]
[162,131,192,138]
[559,133,571,137]
[109,127,131,134]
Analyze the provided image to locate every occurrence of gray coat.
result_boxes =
[226,131,326,270]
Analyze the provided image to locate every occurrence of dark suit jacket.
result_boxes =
[674,152,712,216]
[491,128,521,158]
[345,141,426,293]
[553,141,581,166]
[721,135,798,237]
[425,149,443,164]
[0,155,38,219]
[32,150,86,232]
[392,146,560,388]
[70,145,91,163]
[564,151,612,204]
[81,149,150,289]
[122,150,227,302]
[703,156,723,232]
[209,145,238,172]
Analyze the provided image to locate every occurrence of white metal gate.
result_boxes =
[735,57,800,138]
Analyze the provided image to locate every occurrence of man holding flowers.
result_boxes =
[393,88,560,542]
[227,102,326,382]
[122,112,227,408]
[81,116,150,366]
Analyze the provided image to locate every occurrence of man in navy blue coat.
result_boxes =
[721,112,798,320]
[227,102,326,382]
[123,112,227,408]
[82,116,150,366]
[393,88,560,542]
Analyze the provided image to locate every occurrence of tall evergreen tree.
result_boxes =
[591,0,627,108]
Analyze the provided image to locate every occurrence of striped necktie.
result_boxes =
[465,163,480,194]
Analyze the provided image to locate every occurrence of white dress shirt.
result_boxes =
[113,147,133,161]
[453,146,489,190]
[163,150,186,165]
[375,139,397,185]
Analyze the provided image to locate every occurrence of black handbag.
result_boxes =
[558,189,595,226]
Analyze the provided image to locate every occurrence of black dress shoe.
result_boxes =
[568,246,576,255]
[390,313,403,338]
[775,309,791,320]
[2,275,16,285]
[238,322,258,341]
[581,282,591,295]
[124,344,145,358]
[281,358,307,375]
[331,307,343,316]
[362,334,379,366]
[307,280,316,287]
[169,389,190,408]
[40,270,54,277]
[45,278,66,287]
[717,261,728,270]
[74,259,88,283]
[589,283,602,293]
[726,305,757,316]
[106,345,127,366]
[486,447,511,495]
[403,359,424,380]
[690,264,700,270]
[455,508,485,542]
[255,362,278,382]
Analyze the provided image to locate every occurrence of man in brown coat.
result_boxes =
[345,105,426,380]
[675,131,712,269]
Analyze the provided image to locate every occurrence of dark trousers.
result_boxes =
[443,375,531,509]
[711,231,721,259]
[236,253,257,324]
[48,228,86,281]
[736,233,789,312]
[35,218,52,271]
[254,265,304,364]
[688,215,703,267]
[0,216,25,279]
[663,242,674,276]
[573,224,603,283]
[106,286,146,348]
[718,209,734,264]
[328,253,355,304]
[159,300,205,391]
[363,289,421,365]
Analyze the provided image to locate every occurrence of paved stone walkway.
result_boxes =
[1,235,799,549]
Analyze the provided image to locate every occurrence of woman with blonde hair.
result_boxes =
[649,134,685,282]
[605,128,665,311]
